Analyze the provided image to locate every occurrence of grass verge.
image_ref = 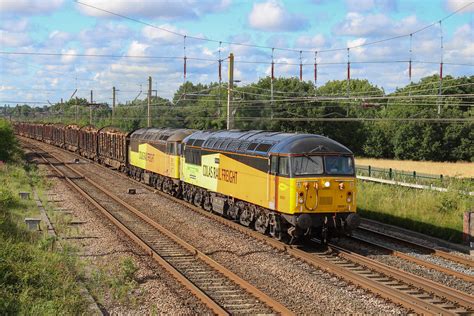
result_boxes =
[0,162,88,314]
[357,180,473,243]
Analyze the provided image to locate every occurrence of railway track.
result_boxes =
[29,143,292,315]
[22,138,474,315]
[347,231,474,282]
[357,226,474,268]
[319,242,474,315]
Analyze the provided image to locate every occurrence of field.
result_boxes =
[355,158,474,178]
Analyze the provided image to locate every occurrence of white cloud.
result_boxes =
[109,63,168,75]
[0,85,15,91]
[334,12,421,37]
[446,0,474,12]
[60,49,77,63]
[76,0,231,19]
[295,34,325,49]
[0,0,63,14]
[142,24,185,44]
[0,30,31,46]
[0,18,29,32]
[248,0,309,32]
[444,24,474,63]
[345,0,397,12]
[127,41,149,56]
[49,30,71,41]
[49,78,59,87]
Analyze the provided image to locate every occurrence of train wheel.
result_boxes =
[254,212,269,234]
[193,190,203,207]
[239,205,254,227]
[227,204,239,220]
[183,185,192,202]
[269,214,289,242]
[203,192,212,211]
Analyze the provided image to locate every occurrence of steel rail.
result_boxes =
[348,235,474,282]
[20,137,473,315]
[358,226,474,268]
[328,243,474,313]
[31,149,228,315]
[29,144,292,315]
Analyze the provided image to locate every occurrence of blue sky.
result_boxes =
[0,0,473,105]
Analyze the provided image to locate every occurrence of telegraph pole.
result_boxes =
[147,76,152,127]
[60,98,63,123]
[227,53,234,130]
[90,90,93,125]
[112,86,116,126]
[70,89,78,123]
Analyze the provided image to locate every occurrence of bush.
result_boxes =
[0,187,17,210]
[0,119,19,162]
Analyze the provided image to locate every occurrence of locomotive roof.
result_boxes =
[184,130,352,156]
[130,127,194,142]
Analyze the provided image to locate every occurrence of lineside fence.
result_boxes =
[356,165,474,195]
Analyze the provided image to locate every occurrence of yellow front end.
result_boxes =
[276,176,356,215]
[129,143,180,179]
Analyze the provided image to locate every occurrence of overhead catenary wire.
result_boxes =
[75,0,473,54]
[4,1,472,119]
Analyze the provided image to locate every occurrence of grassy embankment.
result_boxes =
[1,120,142,312]
[0,163,89,314]
[0,119,88,314]
[356,160,473,243]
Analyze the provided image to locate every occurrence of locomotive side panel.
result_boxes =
[181,149,272,211]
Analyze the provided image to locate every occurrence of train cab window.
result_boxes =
[325,156,354,175]
[292,156,323,176]
[184,148,201,165]
[279,157,289,176]
[270,156,278,174]
[166,142,177,155]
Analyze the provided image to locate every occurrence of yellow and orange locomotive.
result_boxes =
[129,128,359,242]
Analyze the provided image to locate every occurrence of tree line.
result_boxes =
[2,74,472,162]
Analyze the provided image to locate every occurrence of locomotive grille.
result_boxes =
[319,196,333,205]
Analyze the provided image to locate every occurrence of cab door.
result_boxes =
[268,156,278,210]
[166,142,177,178]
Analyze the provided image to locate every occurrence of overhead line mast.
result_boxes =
[227,53,234,130]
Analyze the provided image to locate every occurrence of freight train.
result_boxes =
[14,122,360,243]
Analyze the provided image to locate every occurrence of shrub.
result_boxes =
[0,119,19,162]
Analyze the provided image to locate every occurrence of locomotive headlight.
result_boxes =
[324,181,331,188]
[347,191,353,203]
[298,192,304,204]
